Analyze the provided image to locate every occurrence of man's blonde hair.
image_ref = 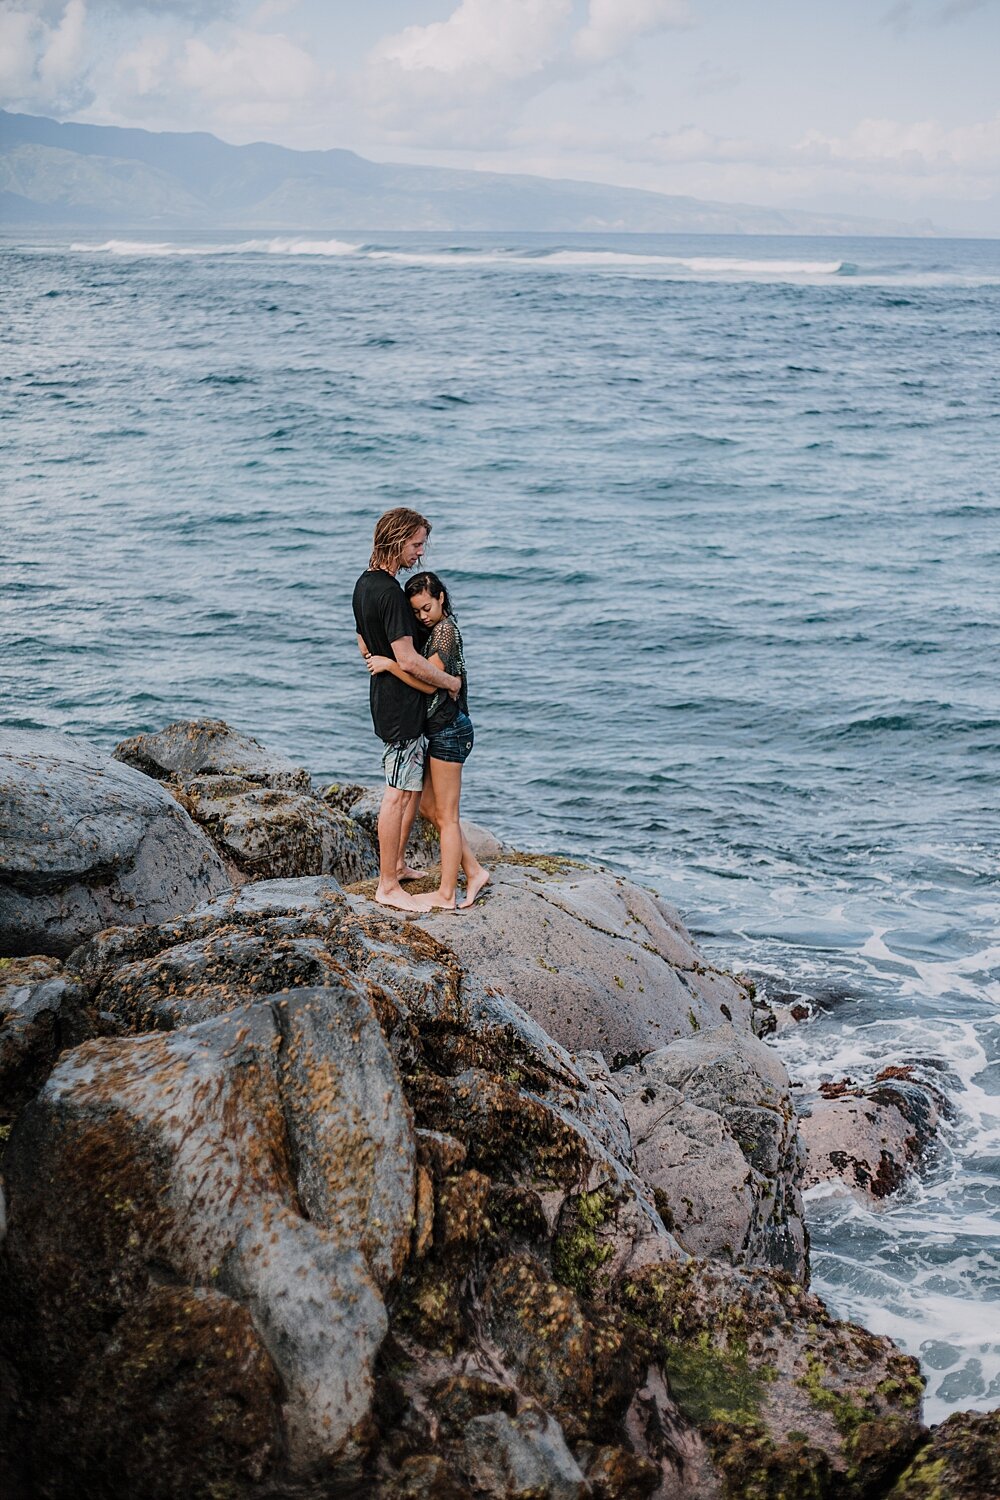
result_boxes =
[369,507,432,571]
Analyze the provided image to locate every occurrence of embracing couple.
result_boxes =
[352,507,490,914]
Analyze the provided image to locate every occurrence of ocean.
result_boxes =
[2,229,998,1421]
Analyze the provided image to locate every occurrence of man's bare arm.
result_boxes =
[390,636,460,693]
[357,634,370,660]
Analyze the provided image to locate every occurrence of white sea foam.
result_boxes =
[69,238,846,278]
[69,236,363,258]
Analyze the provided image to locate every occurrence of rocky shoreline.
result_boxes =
[1,721,997,1499]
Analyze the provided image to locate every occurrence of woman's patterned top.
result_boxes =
[424,614,468,723]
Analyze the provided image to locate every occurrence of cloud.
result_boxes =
[689,58,740,96]
[37,0,85,89]
[646,124,761,164]
[572,0,692,64]
[796,112,1000,178]
[372,0,572,81]
[180,25,328,112]
[882,0,993,29]
[93,0,237,14]
[365,0,574,145]
[0,0,92,110]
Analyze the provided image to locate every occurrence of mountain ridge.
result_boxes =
[0,109,937,236]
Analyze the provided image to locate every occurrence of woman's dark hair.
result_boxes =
[405,571,452,616]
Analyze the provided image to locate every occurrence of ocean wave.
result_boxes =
[66,238,1000,289]
[69,236,363,258]
[69,237,846,278]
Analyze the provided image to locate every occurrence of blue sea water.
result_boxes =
[2,229,998,1420]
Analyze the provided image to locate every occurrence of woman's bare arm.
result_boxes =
[367,654,435,693]
[370,648,458,699]
[367,651,448,695]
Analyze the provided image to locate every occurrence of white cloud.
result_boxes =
[0,0,92,109]
[37,0,86,89]
[372,0,572,81]
[0,9,42,97]
[796,112,1000,178]
[180,25,327,106]
[573,0,692,64]
[646,124,760,163]
[113,32,172,96]
[364,0,574,146]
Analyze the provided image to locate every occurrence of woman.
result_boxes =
[366,571,490,910]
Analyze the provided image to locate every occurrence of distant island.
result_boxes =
[0,109,935,236]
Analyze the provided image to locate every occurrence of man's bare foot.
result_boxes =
[412,889,458,912]
[374,883,425,913]
[461,869,491,908]
[396,864,425,881]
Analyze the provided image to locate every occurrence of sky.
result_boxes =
[2,0,1000,232]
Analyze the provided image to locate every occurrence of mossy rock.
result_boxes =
[887,1409,1000,1499]
[552,1186,617,1298]
[618,1261,925,1499]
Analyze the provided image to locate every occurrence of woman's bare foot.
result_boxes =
[413,888,459,912]
[396,864,425,881]
[461,868,491,908]
[374,882,426,912]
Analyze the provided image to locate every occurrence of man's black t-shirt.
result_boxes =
[352,570,426,743]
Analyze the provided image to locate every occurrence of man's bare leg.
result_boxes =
[376,787,424,911]
[395,778,424,880]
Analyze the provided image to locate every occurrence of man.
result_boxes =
[353,508,461,911]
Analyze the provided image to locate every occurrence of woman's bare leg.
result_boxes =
[415,773,490,908]
[460,849,490,907]
[421,758,463,906]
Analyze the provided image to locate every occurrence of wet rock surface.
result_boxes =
[0,957,74,1122]
[800,1068,944,1203]
[415,861,756,1063]
[115,719,380,885]
[0,730,230,957]
[887,1408,1000,1499]
[1,722,995,1500]
[615,1024,808,1276]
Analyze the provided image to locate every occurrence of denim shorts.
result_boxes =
[381,735,426,791]
[427,711,474,765]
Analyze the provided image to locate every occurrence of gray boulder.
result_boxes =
[415,861,757,1063]
[0,730,231,958]
[113,718,310,789]
[620,1258,925,1498]
[615,1023,808,1276]
[115,721,380,885]
[1,980,415,1491]
[800,1069,943,1203]
[66,875,681,1274]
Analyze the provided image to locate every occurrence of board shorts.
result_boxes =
[381,736,425,792]
[427,711,474,765]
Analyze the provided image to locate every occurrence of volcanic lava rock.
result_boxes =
[888,1408,1000,1499]
[115,719,380,885]
[415,860,757,1063]
[1,981,415,1494]
[615,1024,808,1276]
[801,1067,944,1203]
[0,730,230,958]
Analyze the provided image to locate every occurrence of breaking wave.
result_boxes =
[69,237,846,279]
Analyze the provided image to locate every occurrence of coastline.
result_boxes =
[2,720,996,1498]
